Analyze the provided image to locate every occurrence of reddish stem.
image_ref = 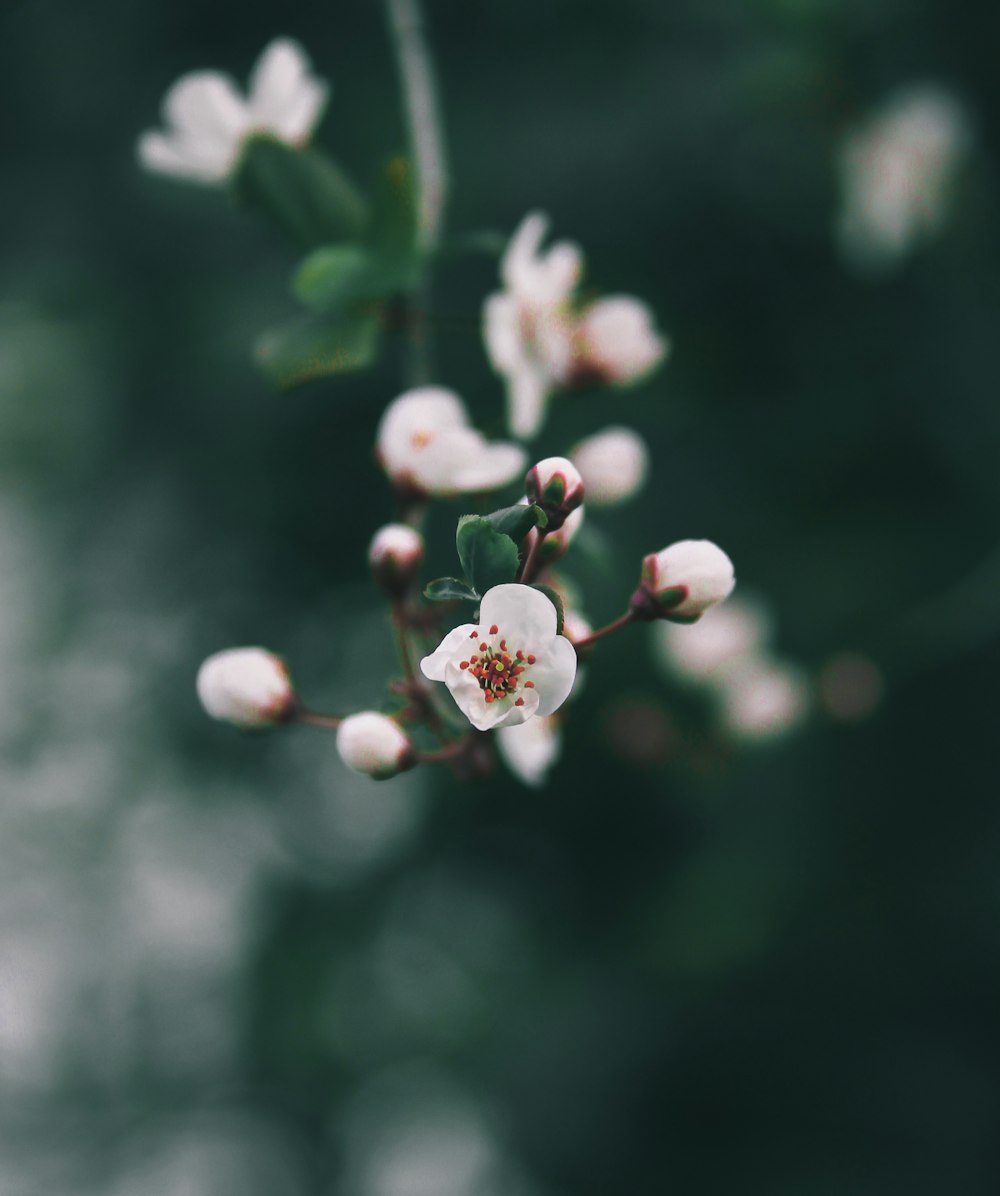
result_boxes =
[572,611,635,651]
[518,528,547,584]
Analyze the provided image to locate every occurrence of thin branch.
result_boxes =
[573,611,635,652]
[384,0,449,253]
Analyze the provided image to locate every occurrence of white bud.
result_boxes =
[572,296,668,384]
[368,523,424,594]
[525,456,584,530]
[570,426,649,505]
[336,712,414,779]
[632,539,735,622]
[196,647,295,728]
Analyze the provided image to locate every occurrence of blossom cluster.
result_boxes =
[139,36,749,786]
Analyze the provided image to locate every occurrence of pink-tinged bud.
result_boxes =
[524,456,584,530]
[570,426,649,506]
[196,647,296,728]
[630,539,735,622]
[336,712,415,779]
[368,523,424,595]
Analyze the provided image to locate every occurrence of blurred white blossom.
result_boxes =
[377,387,525,497]
[719,660,810,741]
[570,297,667,386]
[570,426,649,506]
[836,84,971,271]
[138,38,329,184]
[496,715,562,787]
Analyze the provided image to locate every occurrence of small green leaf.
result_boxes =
[456,516,520,595]
[531,585,565,635]
[293,244,379,314]
[654,586,687,611]
[230,134,368,249]
[254,312,380,390]
[424,577,480,603]
[485,503,547,543]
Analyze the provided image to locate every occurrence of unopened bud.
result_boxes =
[336,711,415,779]
[630,539,735,622]
[196,647,296,728]
[537,504,584,564]
[525,456,584,530]
[570,426,649,506]
[368,523,424,595]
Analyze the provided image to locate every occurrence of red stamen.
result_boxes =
[489,624,499,635]
[484,692,494,703]
[525,680,535,688]
[516,650,524,660]
[479,642,487,651]
[515,697,524,706]
[460,661,469,670]
[527,654,536,664]
[470,629,479,638]
[500,639,507,651]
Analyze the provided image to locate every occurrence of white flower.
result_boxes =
[138,38,329,185]
[836,85,970,271]
[336,712,414,779]
[571,297,668,385]
[718,660,810,740]
[368,523,424,594]
[420,584,577,731]
[570,426,649,506]
[632,539,735,622]
[376,387,526,497]
[483,212,580,440]
[654,595,771,682]
[196,647,295,727]
[496,716,561,787]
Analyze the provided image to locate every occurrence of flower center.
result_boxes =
[458,624,537,707]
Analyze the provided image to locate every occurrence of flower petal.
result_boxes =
[447,440,527,492]
[479,584,559,647]
[482,292,523,372]
[505,359,550,440]
[419,623,478,682]
[248,38,328,140]
[137,131,229,183]
[527,633,577,717]
[501,211,549,292]
[164,71,249,148]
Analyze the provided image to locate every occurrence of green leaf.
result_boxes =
[230,134,368,249]
[455,516,520,595]
[254,312,380,390]
[292,245,380,314]
[485,503,547,543]
[424,577,480,603]
[532,585,565,636]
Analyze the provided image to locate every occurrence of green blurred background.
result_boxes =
[3,0,1000,1191]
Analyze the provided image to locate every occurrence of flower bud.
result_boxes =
[368,523,424,595]
[336,712,415,779]
[569,426,649,506]
[524,456,584,530]
[537,504,584,565]
[196,647,296,728]
[630,539,735,622]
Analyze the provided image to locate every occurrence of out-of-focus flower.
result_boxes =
[570,298,668,386]
[570,426,649,506]
[654,595,771,682]
[496,716,561,787]
[336,712,414,779]
[483,212,580,440]
[631,539,735,622]
[138,38,329,185]
[525,456,584,530]
[561,607,593,646]
[836,85,970,271]
[818,652,885,722]
[420,584,577,731]
[196,647,295,727]
[718,661,810,740]
[376,387,525,497]
[368,524,424,595]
